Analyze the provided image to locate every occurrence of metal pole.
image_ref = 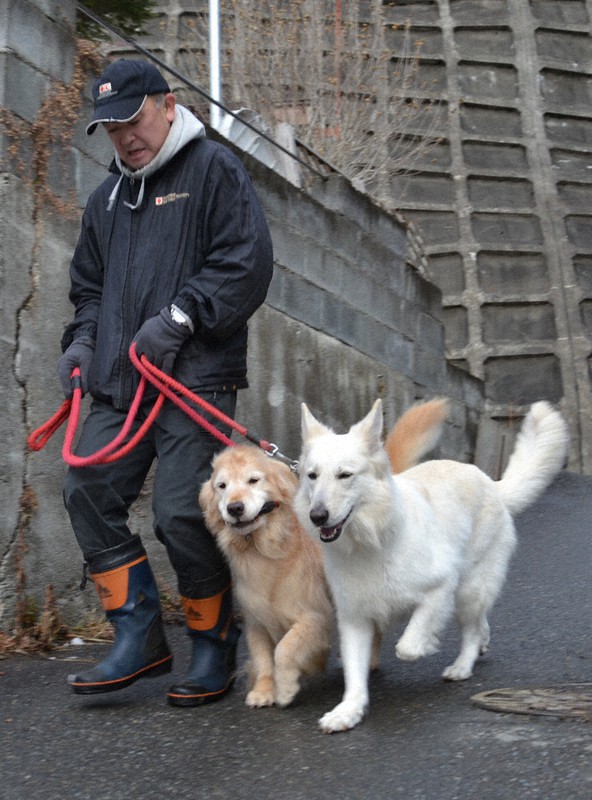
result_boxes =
[76,2,330,179]
[209,0,221,130]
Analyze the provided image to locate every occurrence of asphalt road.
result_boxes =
[1,471,591,800]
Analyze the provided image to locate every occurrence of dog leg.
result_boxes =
[443,613,489,682]
[444,554,502,681]
[370,625,382,671]
[273,664,301,708]
[396,586,454,662]
[479,617,490,655]
[319,619,374,733]
[274,615,330,707]
[245,625,276,707]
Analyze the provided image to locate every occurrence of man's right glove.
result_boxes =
[58,336,95,399]
[133,306,193,375]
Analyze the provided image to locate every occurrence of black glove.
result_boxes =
[133,307,192,374]
[58,336,95,399]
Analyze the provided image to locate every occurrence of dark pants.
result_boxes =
[63,392,236,599]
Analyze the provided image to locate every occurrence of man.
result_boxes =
[59,59,273,706]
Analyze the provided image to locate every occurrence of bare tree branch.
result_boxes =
[180,0,444,205]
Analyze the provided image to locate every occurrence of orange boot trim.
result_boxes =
[91,555,147,612]
[181,586,231,634]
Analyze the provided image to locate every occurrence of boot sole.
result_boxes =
[167,678,235,707]
[69,654,173,695]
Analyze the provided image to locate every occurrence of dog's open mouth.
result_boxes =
[319,511,351,543]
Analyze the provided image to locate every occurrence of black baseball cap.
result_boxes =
[86,59,171,135]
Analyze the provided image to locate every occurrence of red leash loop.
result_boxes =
[27,397,73,451]
[62,373,165,467]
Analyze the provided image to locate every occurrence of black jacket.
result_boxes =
[62,136,273,410]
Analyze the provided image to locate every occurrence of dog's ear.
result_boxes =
[198,477,215,516]
[273,461,299,504]
[351,399,384,452]
[301,403,329,440]
[199,476,225,534]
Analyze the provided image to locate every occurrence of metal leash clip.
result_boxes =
[264,442,300,473]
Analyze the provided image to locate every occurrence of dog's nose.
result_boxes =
[309,505,329,527]
[227,502,245,519]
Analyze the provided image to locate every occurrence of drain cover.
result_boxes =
[471,684,592,720]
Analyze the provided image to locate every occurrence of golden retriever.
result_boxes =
[199,399,448,708]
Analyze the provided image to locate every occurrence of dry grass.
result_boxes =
[0,585,72,658]
[0,580,184,660]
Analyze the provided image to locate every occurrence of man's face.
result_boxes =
[104,94,176,170]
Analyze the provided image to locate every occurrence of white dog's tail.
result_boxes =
[496,401,568,516]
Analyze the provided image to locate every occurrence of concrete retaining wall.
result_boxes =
[146,0,592,474]
[384,0,592,472]
[0,1,480,627]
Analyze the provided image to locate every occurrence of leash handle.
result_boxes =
[27,398,72,451]
[61,371,165,467]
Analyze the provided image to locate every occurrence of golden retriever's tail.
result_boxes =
[497,401,569,516]
[385,398,449,474]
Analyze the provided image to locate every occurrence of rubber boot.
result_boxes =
[167,585,240,707]
[68,537,173,694]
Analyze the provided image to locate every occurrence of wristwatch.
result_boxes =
[170,304,194,333]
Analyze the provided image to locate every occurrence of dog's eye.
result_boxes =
[338,471,353,480]
[216,481,227,490]
[248,477,259,485]
[307,471,317,481]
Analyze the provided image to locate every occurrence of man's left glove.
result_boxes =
[133,306,193,374]
[58,336,95,399]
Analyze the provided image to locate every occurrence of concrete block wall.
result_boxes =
[383,0,592,472]
[144,0,591,472]
[0,0,80,626]
[0,1,481,627]
[226,152,484,464]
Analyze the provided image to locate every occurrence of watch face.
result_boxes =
[170,304,193,333]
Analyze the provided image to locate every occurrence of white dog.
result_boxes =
[295,399,568,733]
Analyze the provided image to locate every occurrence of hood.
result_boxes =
[107,105,206,211]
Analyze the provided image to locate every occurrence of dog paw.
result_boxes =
[274,685,299,708]
[318,702,365,733]
[442,663,472,682]
[396,637,438,662]
[396,642,421,662]
[245,688,275,708]
[274,668,301,708]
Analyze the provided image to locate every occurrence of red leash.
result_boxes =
[27,343,295,469]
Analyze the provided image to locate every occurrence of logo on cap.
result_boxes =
[99,82,112,95]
